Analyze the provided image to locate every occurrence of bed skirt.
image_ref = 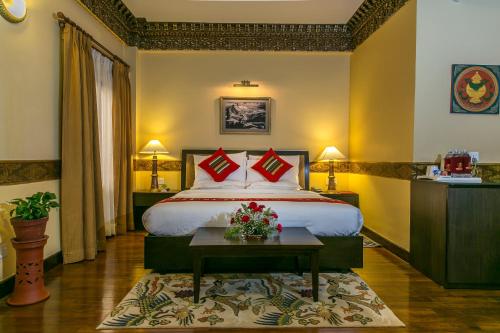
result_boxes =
[144,234,363,273]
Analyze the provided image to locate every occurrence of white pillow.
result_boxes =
[192,151,247,188]
[191,180,246,190]
[246,181,301,191]
[246,155,300,187]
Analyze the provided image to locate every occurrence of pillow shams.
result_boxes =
[192,151,247,188]
[247,155,300,187]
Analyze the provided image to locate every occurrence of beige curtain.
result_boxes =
[112,61,134,234]
[60,25,106,264]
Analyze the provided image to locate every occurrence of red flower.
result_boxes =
[242,215,250,223]
[263,218,269,225]
[253,206,264,212]
[248,202,258,210]
[271,213,278,219]
[277,223,283,233]
[230,218,235,224]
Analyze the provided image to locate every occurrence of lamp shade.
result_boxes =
[139,140,169,154]
[317,146,345,161]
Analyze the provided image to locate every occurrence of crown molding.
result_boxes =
[77,0,409,51]
[348,0,410,48]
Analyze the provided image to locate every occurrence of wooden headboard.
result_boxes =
[181,149,310,191]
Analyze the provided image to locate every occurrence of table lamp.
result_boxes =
[139,139,169,192]
[317,146,346,192]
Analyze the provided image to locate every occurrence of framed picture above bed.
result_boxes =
[220,97,271,134]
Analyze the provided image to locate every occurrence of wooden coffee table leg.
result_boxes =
[295,256,303,276]
[310,252,319,302]
[193,254,202,303]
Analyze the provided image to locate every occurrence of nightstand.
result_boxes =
[133,191,179,230]
[319,191,359,208]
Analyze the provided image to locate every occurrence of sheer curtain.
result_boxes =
[92,49,115,236]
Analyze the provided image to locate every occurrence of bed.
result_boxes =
[143,149,363,273]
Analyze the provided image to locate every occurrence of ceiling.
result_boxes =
[121,0,365,24]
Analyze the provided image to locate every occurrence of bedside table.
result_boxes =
[319,191,359,208]
[133,191,178,230]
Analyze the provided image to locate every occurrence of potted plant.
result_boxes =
[6,192,58,306]
[225,202,282,240]
[9,192,59,241]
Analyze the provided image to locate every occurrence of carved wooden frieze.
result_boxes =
[76,0,410,52]
[133,21,352,51]
[0,161,61,185]
[310,162,350,173]
[134,160,182,172]
[348,0,410,48]
[2,159,499,184]
[77,0,136,44]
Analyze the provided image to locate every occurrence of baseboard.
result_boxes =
[362,227,409,262]
[0,251,63,300]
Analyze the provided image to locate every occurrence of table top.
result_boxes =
[189,227,324,249]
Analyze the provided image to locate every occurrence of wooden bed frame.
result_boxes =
[144,149,363,273]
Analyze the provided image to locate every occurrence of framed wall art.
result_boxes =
[451,64,500,114]
[220,97,271,134]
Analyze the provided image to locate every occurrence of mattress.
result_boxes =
[142,189,364,237]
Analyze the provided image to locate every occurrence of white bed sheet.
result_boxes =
[142,189,363,237]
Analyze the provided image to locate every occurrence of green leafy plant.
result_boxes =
[9,192,59,221]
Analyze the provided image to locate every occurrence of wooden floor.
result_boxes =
[1,232,500,332]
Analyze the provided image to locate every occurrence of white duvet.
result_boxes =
[142,189,363,237]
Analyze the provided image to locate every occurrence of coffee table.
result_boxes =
[189,227,324,303]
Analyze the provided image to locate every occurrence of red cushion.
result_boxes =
[251,148,293,182]
[198,148,240,182]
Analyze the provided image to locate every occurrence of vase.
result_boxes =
[7,236,50,306]
[10,217,48,242]
[241,234,267,241]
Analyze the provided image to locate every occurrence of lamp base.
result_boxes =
[150,155,159,192]
[327,161,336,191]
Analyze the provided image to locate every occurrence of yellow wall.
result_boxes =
[0,0,136,281]
[349,0,417,250]
[414,0,500,162]
[135,50,352,191]
[136,51,351,161]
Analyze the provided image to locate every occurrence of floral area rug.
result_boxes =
[98,272,404,329]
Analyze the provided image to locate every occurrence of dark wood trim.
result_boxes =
[2,159,493,184]
[133,158,500,182]
[362,226,409,262]
[349,0,411,48]
[133,159,181,172]
[349,161,429,180]
[78,0,410,52]
[0,160,61,185]
[0,251,63,299]
[0,275,14,301]
[310,161,350,173]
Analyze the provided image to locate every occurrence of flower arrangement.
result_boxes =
[224,202,282,240]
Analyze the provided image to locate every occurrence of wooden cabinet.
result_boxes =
[319,191,359,208]
[133,191,178,230]
[410,180,500,288]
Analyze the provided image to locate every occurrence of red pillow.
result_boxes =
[251,148,293,182]
[198,148,240,182]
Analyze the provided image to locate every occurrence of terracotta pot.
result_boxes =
[7,236,50,306]
[10,217,48,242]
